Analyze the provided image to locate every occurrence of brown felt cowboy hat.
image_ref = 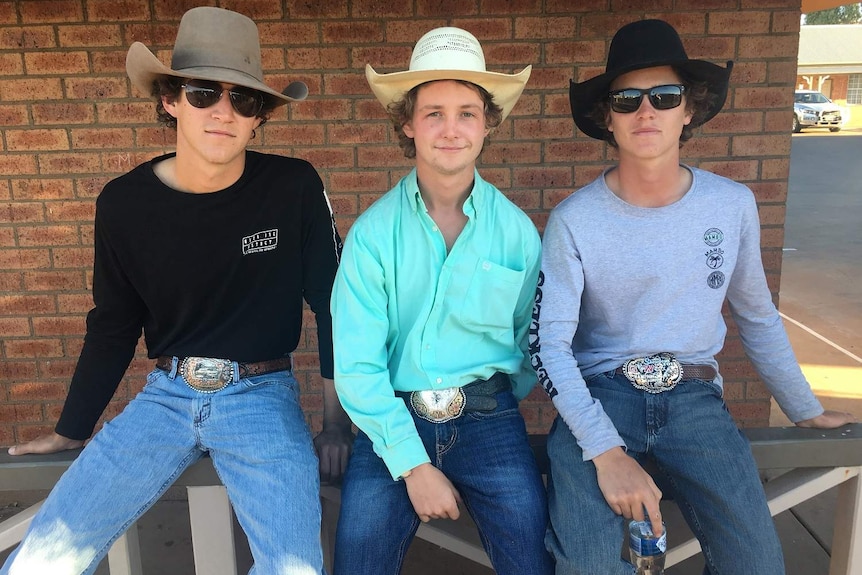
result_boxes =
[569,19,733,140]
[366,27,531,121]
[125,6,307,107]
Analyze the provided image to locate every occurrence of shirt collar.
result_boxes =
[404,168,487,215]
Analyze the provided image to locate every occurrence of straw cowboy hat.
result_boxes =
[569,19,733,140]
[365,27,531,120]
[125,6,307,106]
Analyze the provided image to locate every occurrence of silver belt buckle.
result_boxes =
[622,353,682,393]
[180,357,233,393]
[410,387,466,423]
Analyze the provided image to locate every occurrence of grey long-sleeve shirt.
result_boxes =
[530,167,824,460]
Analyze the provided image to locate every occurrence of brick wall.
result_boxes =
[0,0,802,444]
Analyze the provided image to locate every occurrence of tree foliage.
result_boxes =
[804,3,862,24]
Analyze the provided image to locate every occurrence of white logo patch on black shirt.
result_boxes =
[242,229,278,255]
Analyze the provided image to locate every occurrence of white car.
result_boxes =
[793,90,843,133]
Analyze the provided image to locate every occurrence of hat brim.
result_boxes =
[126,42,308,107]
[366,63,531,121]
[570,59,733,140]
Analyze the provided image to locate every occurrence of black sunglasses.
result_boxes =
[181,79,264,118]
[609,84,686,113]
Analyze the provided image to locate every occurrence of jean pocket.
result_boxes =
[240,370,297,392]
[688,377,723,398]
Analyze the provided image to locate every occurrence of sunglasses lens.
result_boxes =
[649,85,683,110]
[183,80,263,118]
[609,85,684,113]
[228,87,263,118]
[610,89,644,113]
[184,82,221,109]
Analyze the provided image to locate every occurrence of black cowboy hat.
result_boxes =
[569,19,733,140]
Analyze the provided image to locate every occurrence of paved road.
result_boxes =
[775,131,862,424]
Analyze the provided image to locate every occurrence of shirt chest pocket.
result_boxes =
[459,260,526,333]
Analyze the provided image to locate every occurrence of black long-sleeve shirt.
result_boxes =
[56,151,342,439]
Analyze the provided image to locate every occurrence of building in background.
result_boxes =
[796,24,862,124]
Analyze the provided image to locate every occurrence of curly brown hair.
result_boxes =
[152,76,276,130]
[588,67,715,149]
[387,80,503,159]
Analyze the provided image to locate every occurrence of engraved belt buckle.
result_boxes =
[410,387,466,423]
[180,357,233,393]
[621,353,682,394]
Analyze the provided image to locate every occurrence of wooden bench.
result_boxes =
[3,424,861,574]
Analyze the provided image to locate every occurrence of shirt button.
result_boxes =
[425,345,431,350]
[436,377,443,384]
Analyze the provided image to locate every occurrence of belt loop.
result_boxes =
[168,356,179,379]
[231,361,240,384]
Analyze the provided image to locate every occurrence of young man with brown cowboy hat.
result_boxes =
[530,19,856,574]
[330,27,553,575]
[2,7,351,574]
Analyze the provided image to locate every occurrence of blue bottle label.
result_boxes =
[629,521,667,556]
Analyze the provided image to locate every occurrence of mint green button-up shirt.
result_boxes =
[331,169,541,479]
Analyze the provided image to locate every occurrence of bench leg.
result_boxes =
[107,523,143,575]
[829,467,862,575]
[188,485,237,575]
[320,488,340,574]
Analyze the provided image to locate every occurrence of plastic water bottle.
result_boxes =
[628,519,666,575]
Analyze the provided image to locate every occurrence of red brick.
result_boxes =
[0,272,23,291]
[506,188,541,210]
[123,24,177,48]
[17,225,80,247]
[546,40,608,64]
[351,0,412,18]
[731,134,790,157]
[11,178,74,201]
[739,35,799,60]
[514,118,575,140]
[70,127,134,150]
[771,11,801,34]
[64,77,128,100]
[484,43,540,68]
[483,0,540,13]
[727,399,770,427]
[0,2,15,24]
[58,25,123,47]
[32,316,87,336]
[221,0,283,19]
[75,177,112,198]
[323,21,384,44]
[45,200,95,223]
[38,152,102,174]
[0,317,32,337]
[700,160,759,182]
[766,61,797,85]
[761,158,789,180]
[328,195,358,217]
[288,47,349,70]
[734,87,792,110]
[323,72,368,96]
[701,111,763,134]
[730,61,768,85]
[760,227,784,249]
[355,98,390,121]
[0,248,52,270]
[513,167,573,189]
[358,192,386,211]
[6,129,69,152]
[0,104,28,126]
[96,102,155,125]
[514,16,578,39]
[351,45,413,69]
[0,295,56,318]
[295,147,355,169]
[51,247,93,269]
[749,182,787,203]
[579,13,640,38]
[0,52,23,74]
[32,103,95,125]
[0,26,55,49]
[416,0,479,16]
[482,142,542,165]
[88,0,149,21]
[642,13,706,34]
[20,0,83,22]
[384,20,449,44]
[758,204,785,228]
[326,171,387,195]
[546,0,606,12]
[0,202,44,223]
[8,380,67,400]
[0,78,64,101]
[327,123,388,145]
[91,50,129,74]
[674,0,737,7]
[449,18,511,40]
[543,140,608,164]
[709,11,771,34]
[0,360,38,379]
[679,136,730,159]
[23,270,86,291]
[257,22,319,45]
[266,124,325,147]
[0,403,44,423]
[288,0,348,19]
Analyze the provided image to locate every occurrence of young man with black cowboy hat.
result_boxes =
[530,19,855,574]
[2,7,351,574]
[331,27,553,575]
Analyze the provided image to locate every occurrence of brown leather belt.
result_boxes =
[156,356,292,379]
[614,364,716,381]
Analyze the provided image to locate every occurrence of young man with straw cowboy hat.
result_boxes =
[330,27,553,575]
[2,7,351,574]
[531,19,856,574]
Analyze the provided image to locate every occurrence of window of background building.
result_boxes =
[848,74,862,105]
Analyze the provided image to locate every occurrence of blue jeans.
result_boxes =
[334,389,553,575]
[546,372,785,575]
[2,365,324,575]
